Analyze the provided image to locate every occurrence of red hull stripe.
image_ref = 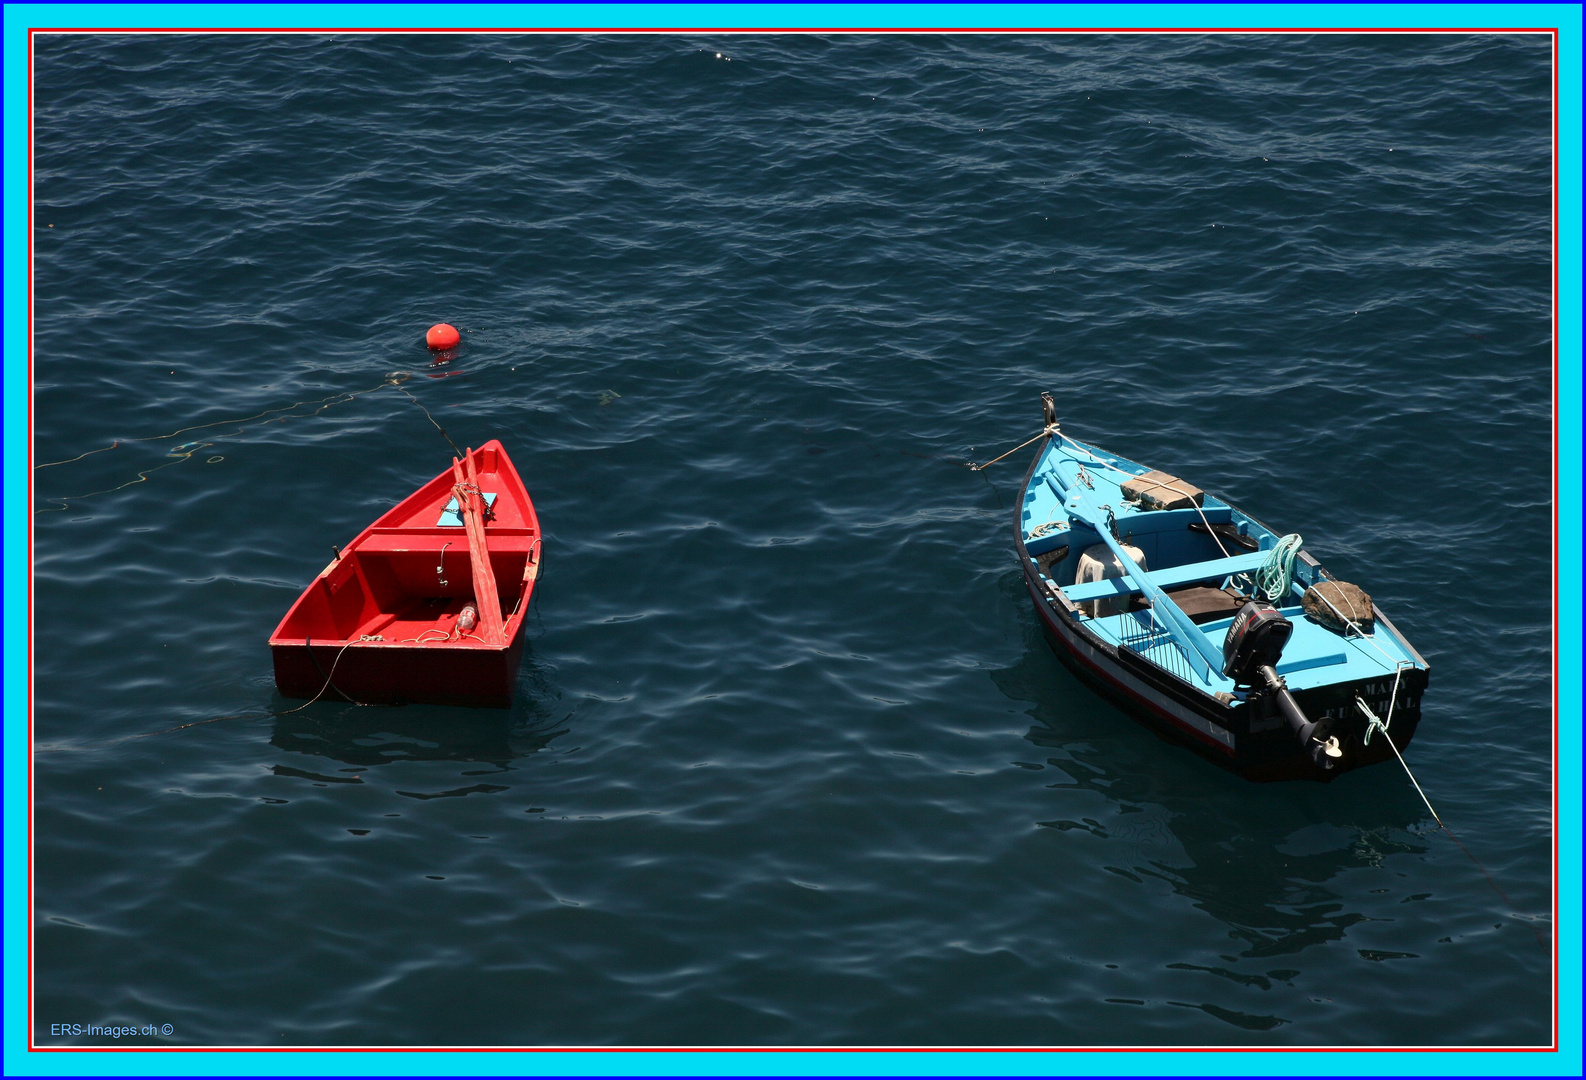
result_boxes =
[1026,578,1237,756]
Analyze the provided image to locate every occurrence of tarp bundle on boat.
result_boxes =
[1301,580,1374,635]
[1120,469,1204,511]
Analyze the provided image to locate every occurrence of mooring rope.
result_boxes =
[1356,701,1548,950]
[36,439,221,512]
[34,384,386,469]
[33,370,465,512]
[968,429,1051,472]
[387,379,466,460]
[37,636,398,752]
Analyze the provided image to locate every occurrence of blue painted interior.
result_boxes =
[1022,434,1426,695]
[436,491,498,527]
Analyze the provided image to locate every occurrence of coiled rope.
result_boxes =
[1248,533,1303,603]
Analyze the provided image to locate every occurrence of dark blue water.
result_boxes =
[31,34,1554,1046]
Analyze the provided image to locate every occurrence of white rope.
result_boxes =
[1358,699,1442,826]
[1358,663,1409,747]
[1358,693,1548,950]
[1311,585,1415,675]
[1310,584,1374,637]
[1054,432,1233,559]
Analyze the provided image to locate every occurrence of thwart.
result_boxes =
[268,441,540,709]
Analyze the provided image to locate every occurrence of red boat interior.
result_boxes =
[271,444,540,648]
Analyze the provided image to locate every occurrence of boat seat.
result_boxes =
[1062,550,1267,604]
[1163,585,1248,625]
[357,528,539,554]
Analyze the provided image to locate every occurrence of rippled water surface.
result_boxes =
[31,33,1554,1046]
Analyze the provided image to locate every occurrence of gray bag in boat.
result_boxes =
[1302,580,1374,635]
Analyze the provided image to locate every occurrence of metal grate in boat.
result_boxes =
[1118,607,1197,684]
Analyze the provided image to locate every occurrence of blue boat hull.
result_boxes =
[1022,565,1427,781]
[1014,435,1429,782]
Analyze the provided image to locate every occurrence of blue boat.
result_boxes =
[1015,394,1429,782]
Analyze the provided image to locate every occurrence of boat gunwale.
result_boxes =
[1019,434,1426,680]
[267,439,539,653]
[1012,431,1429,771]
[1015,435,1237,701]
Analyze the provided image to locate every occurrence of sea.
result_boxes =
[29,32,1556,1048]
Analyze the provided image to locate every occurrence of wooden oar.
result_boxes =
[1051,456,1223,682]
[450,449,505,644]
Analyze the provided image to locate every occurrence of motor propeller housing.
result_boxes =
[1223,601,1341,769]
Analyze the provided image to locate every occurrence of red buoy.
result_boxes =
[426,323,461,350]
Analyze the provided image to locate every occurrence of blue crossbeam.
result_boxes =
[1061,551,1267,603]
[1050,457,1226,682]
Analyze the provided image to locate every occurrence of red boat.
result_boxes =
[269,441,541,708]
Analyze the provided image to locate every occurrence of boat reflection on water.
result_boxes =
[992,637,1432,963]
[270,706,567,772]
[267,664,567,780]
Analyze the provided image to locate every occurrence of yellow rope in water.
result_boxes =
[37,638,382,752]
[36,440,217,511]
[35,372,422,512]
[36,377,401,468]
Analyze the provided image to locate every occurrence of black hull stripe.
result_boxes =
[1025,575,1237,756]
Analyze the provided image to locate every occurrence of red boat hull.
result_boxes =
[270,633,528,709]
[268,440,540,709]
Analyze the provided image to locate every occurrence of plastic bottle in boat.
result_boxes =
[454,603,479,639]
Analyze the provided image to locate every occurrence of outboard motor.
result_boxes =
[1223,601,1342,770]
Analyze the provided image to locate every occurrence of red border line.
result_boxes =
[19,26,1567,35]
[19,1042,1567,1053]
[27,23,37,1054]
[1549,26,1561,1051]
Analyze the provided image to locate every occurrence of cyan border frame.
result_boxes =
[3,4,1579,1076]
